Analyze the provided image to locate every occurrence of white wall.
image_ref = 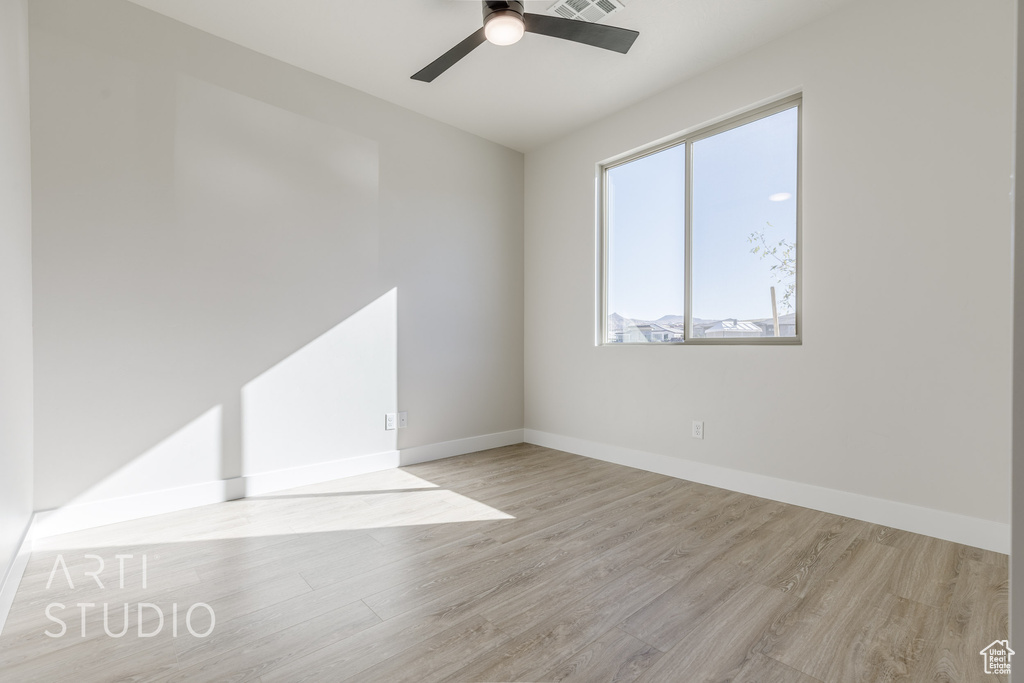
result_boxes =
[1011,0,1023,644]
[0,0,34,607]
[30,0,523,514]
[525,0,1014,541]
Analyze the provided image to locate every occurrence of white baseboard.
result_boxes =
[29,429,522,540]
[243,449,400,496]
[33,450,402,538]
[0,515,34,636]
[523,429,1010,554]
[33,478,247,539]
[400,429,525,466]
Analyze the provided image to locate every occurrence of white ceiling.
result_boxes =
[126,0,855,151]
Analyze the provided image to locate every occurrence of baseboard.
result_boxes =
[399,429,525,466]
[243,449,400,496]
[0,515,34,636]
[523,429,1010,554]
[29,431,532,539]
[33,478,247,539]
[33,449,403,538]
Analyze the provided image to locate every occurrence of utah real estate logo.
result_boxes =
[980,640,1013,675]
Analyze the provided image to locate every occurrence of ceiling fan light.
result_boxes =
[484,11,525,46]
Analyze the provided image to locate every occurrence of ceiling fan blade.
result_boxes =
[523,13,638,54]
[411,27,488,82]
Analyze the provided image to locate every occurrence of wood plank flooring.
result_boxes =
[0,444,1009,682]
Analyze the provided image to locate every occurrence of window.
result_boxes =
[601,96,800,344]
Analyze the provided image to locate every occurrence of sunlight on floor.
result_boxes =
[32,468,514,551]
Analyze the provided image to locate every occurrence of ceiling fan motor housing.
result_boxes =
[483,1,525,22]
[411,0,637,82]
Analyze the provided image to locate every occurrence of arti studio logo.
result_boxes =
[980,640,1014,675]
[43,553,215,639]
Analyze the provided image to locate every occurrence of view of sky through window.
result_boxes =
[604,104,798,343]
[606,143,686,323]
[692,108,798,322]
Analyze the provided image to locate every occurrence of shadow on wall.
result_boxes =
[32,48,394,512]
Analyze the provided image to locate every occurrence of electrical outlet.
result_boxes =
[385,413,397,431]
[398,412,408,428]
[692,420,704,440]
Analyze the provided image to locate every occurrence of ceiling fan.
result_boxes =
[412,1,639,83]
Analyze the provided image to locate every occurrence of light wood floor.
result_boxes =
[0,444,1009,682]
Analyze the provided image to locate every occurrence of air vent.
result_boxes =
[547,0,625,24]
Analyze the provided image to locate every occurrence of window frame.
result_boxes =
[598,94,802,346]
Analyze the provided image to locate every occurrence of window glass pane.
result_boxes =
[691,107,798,339]
[605,143,686,344]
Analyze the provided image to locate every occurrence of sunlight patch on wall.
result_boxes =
[242,288,398,476]
[33,406,224,537]
[59,406,222,506]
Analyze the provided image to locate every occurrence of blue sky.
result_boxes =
[607,107,798,323]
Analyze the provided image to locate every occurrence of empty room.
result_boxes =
[0,0,1020,680]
